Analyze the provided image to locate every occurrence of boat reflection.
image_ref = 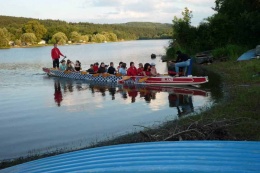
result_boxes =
[52,79,209,113]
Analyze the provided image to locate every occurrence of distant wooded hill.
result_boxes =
[0,15,172,47]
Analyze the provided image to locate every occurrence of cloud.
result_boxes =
[79,0,215,24]
[0,0,215,25]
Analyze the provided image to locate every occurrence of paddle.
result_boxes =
[138,77,149,83]
[92,73,100,77]
[81,71,87,75]
[59,56,67,63]
[102,73,111,78]
[121,76,131,81]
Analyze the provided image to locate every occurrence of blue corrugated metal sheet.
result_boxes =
[237,49,256,61]
[1,141,259,173]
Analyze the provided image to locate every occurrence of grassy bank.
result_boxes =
[1,58,260,170]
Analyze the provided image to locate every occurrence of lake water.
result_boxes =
[0,40,213,161]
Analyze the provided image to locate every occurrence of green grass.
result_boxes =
[182,59,260,140]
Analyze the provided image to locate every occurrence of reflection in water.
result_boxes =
[54,81,63,107]
[52,79,209,114]
[169,93,194,117]
[108,88,116,100]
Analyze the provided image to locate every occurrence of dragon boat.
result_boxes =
[42,67,208,86]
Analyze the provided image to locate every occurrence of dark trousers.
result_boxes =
[53,59,60,68]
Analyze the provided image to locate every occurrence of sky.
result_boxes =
[0,0,216,26]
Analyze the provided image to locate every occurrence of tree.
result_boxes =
[209,0,260,47]
[51,32,68,44]
[21,33,37,45]
[102,32,118,41]
[70,31,81,43]
[0,28,11,47]
[14,39,22,46]
[81,35,89,43]
[172,7,196,52]
[23,20,47,42]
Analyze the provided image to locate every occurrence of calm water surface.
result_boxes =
[0,40,213,160]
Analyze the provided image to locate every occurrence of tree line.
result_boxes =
[167,0,260,60]
[0,16,172,48]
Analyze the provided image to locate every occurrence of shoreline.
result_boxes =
[0,39,170,49]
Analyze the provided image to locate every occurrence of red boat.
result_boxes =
[118,76,208,86]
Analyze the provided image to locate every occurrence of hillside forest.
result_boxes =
[0,16,172,48]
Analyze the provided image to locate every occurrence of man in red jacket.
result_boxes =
[127,62,137,76]
[51,43,65,68]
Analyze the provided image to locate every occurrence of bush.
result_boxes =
[212,44,248,61]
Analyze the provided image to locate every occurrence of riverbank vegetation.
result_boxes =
[0,16,172,48]
[166,0,259,59]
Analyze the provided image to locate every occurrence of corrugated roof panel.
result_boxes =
[1,141,259,173]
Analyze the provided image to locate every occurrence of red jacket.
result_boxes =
[51,48,64,60]
[137,67,143,76]
[127,67,137,76]
[93,65,99,72]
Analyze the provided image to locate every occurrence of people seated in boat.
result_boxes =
[117,62,123,71]
[174,51,191,77]
[87,64,95,74]
[107,62,116,74]
[74,60,81,72]
[97,62,106,73]
[137,63,144,76]
[59,60,67,71]
[127,62,137,76]
[105,65,108,73]
[66,60,76,72]
[119,63,127,75]
[150,62,160,76]
[93,62,99,73]
[142,63,152,76]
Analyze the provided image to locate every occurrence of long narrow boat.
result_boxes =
[43,67,208,86]
[118,76,208,85]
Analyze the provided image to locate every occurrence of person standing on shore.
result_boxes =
[51,43,65,68]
